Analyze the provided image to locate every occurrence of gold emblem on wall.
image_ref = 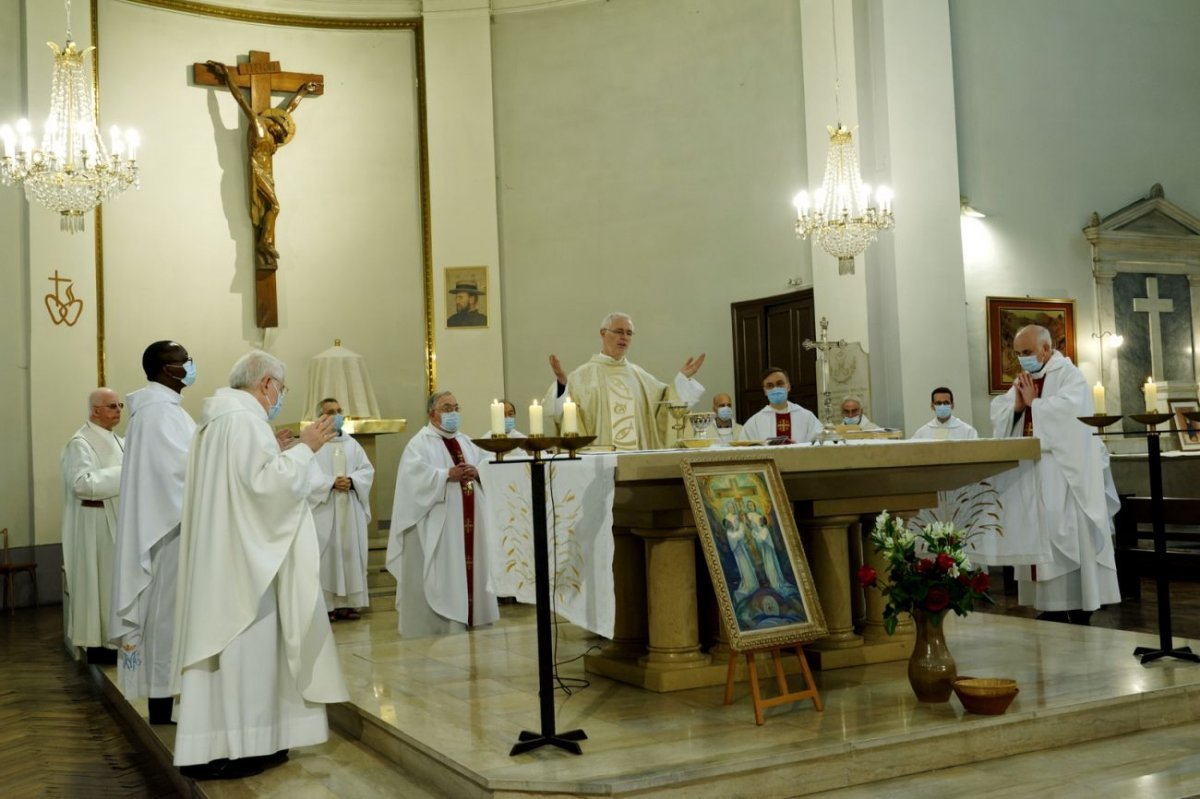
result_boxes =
[45,270,84,326]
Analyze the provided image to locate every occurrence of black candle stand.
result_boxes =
[473,436,595,755]
[1080,414,1199,665]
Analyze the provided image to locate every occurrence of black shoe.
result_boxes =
[86,647,118,665]
[180,758,266,781]
[148,696,175,725]
[1035,611,1070,624]
[243,750,289,771]
[1067,610,1093,626]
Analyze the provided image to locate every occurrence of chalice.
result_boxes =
[688,411,716,440]
[667,402,690,444]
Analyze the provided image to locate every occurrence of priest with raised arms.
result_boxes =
[171,350,347,780]
[989,325,1121,625]
[110,340,197,725]
[741,367,823,443]
[546,311,705,450]
[61,388,124,663]
[387,391,499,638]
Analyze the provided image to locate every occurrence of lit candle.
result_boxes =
[529,399,544,436]
[562,395,578,435]
[1144,378,1158,413]
[1092,382,1105,415]
[490,398,505,436]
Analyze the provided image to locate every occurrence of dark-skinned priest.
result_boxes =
[989,324,1121,626]
[546,311,705,449]
[171,350,347,781]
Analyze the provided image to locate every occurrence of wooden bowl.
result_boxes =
[953,677,1018,715]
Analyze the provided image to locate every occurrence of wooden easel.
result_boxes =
[724,645,823,725]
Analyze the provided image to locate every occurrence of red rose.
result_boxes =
[915,558,933,574]
[935,553,955,572]
[857,565,877,587]
[971,572,991,593]
[925,586,950,612]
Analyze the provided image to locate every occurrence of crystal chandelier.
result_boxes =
[792,1,893,275]
[0,1,139,233]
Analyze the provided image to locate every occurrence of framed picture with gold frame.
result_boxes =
[1169,399,1200,452]
[986,296,1077,393]
[445,266,489,329]
[680,459,826,651]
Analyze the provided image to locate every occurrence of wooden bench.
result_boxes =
[1114,497,1200,600]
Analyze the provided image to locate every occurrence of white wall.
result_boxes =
[950,0,1200,428]
[491,0,812,417]
[0,0,33,549]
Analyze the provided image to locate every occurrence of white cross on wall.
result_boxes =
[1132,276,1175,381]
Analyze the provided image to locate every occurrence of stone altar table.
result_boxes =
[585,438,1041,692]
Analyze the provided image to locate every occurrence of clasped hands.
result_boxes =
[448,463,479,484]
[332,476,353,492]
[1012,372,1038,413]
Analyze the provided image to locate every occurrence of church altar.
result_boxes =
[481,438,1040,692]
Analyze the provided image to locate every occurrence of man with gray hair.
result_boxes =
[546,311,705,449]
[988,324,1121,625]
[172,350,347,780]
[61,388,124,663]
[387,390,499,637]
[839,395,882,431]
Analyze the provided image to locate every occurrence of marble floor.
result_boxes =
[87,602,1200,798]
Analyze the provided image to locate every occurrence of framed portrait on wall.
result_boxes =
[680,459,826,651]
[445,266,489,328]
[986,296,1077,393]
[1169,400,1200,452]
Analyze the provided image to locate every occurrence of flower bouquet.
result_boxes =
[858,511,994,636]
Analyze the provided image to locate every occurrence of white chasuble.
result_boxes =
[306,435,375,610]
[172,388,347,766]
[605,370,639,450]
[110,382,195,699]
[740,402,823,443]
[61,421,123,648]
[386,425,499,637]
[989,351,1121,611]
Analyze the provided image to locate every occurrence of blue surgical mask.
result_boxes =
[180,360,197,386]
[716,406,734,421]
[440,411,461,434]
[1017,354,1043,374]
[504,416,516,434]
[766,387,788,405]
[934,404,953,420]
[267,380,285,421]
[332,413,345,434]
[843,416,861,426]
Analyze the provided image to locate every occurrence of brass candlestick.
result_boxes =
[472,436,524,462]
[558,434,597,459]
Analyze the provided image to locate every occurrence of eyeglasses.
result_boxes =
[603,328,635,338]
[436,405,460,413]
[94,402,124,410]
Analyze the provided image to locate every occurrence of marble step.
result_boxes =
[367,568,396,590]
[368,587,394,611]
[368,547,387,568]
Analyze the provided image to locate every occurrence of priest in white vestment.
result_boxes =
[61,388,124,662]
[989,325,1121,625]
[712,393,743,445]
[741,367,823,443]
[172,350,347,780]
[545,312,705,450]
[911,387,979,441]
[387,391,500,637]
[110,340,197,724]
[306,397,375,620]
[840,395,882,431]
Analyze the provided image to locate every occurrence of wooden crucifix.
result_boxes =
[193,51,324,328]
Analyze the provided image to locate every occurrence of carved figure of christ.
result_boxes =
[193,52,324,328]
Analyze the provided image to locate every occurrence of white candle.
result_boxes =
[1092,382,1105,415]
[1144,378,1158,413]
[562,395,578,435]
[529,399,544,436]
[490,398,505,436]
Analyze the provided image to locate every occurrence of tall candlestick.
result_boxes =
[1092,382,1106,415]
[562,395,578,435]
[529,399,544,436]
[1144,378,1158,413]
[490,398,505,436]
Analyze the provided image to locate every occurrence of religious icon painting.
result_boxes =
[985,296,1077,393]
[680,459,826,651]
[445,266,489,329]
[1168,400,1200,451]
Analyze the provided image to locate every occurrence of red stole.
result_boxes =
[775,412,792,442]
[1021,375,1046,579]
[440,436,476,626]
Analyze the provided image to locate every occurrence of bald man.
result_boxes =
[61,388,125,663]
[711,393,742,445]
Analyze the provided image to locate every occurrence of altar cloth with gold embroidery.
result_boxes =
[478,453,618,638]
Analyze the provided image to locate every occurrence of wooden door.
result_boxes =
[731,290,817,423]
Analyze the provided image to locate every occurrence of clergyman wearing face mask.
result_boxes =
[710,393,742,444]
